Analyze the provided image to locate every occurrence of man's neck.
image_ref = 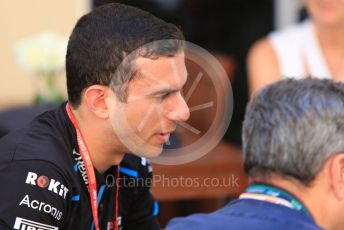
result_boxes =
[71,106,125,174]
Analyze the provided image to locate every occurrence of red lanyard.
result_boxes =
[66,103,119,230]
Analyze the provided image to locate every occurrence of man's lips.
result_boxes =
[154,132,172,143]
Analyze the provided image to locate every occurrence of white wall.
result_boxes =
[0,0,90,109]
[274,0,304,30]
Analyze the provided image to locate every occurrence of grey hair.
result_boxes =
[110,39,185,102]
[242,78,344,185]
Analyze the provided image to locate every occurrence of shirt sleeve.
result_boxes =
[165,216,203,230]
[0,160,71,229]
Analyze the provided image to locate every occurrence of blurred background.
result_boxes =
[0,0,305,145]
[0,0,306,227]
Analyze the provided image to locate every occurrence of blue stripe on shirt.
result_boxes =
[153,201,159,216]
[119,166,138,178]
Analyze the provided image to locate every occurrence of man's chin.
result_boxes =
[131,144,163,159]
[144,146,164,158]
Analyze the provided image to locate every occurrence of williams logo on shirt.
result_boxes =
[25,172,69,199]
[73,149,88,189]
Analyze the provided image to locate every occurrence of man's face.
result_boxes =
[107,52,190,158]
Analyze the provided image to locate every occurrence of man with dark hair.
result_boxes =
[0,3,189,230]
[167,78,344,230]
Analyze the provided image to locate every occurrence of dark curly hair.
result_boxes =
[66,3,184,107]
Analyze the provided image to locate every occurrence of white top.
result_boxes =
[268,20,331,79]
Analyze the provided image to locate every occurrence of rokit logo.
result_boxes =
[19,194,63,221]
[25,172,69,199]
[13,217,58,230]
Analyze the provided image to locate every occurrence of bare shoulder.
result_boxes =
[247,37,280,96]
[248,38,276,60]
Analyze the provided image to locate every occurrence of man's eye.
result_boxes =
[156,93,171,101]
[161,93,171,99]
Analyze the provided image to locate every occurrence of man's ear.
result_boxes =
[329,153,344,200]
[83,85,110,119]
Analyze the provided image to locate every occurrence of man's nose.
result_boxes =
[166,93,190,122]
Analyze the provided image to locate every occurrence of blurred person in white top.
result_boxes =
[247,0,344,95]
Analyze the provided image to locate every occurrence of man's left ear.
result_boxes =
[329,153,344,200]
[83,85,110,119]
